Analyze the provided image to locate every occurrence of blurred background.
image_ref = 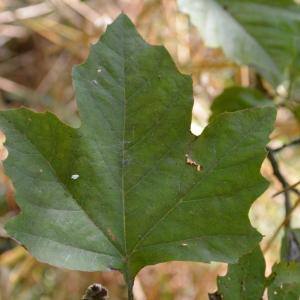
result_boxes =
[0,0,300,299]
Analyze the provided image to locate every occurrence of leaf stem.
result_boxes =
[127,287,134,300]
[267,148,293,216]
[263,196,300,253]
[124,269,134,300]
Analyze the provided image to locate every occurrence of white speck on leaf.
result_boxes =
[181,243,188,247]
[39,169,43,173]
[71,174,80,180]
[92,79,98,85]
[274,290,278,295]
[97,67,102,73]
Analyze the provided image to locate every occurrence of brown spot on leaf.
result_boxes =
[107,228,116,241]
[185,154,203,172]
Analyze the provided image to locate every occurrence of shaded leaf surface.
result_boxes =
[178,0,300,87]
[217,248,300,299]
[0,14,275,281]
[281,229,300,262]
[209,87,273,122]
[291,104,300,124]
[268,262,300,300]
[218,246,266,300]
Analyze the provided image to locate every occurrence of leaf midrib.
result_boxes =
[121,25,127,259]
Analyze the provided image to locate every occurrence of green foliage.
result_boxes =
[178,0,300,87]
[215,247,300,299]
[281,229,300,262]
[0,183,7,215]
[217,246,266,300]
[291,105,300,124]
[0,14,276,295]
[209,87,273,122]
[268,262,300,300]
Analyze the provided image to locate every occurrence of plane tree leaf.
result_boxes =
[209,87,273,122]
[268,262,300,300]
[178,0,300,87]
[216,247,300,299]
[0,14,275,289]
[292,107,300,121]
[217,246,266,300]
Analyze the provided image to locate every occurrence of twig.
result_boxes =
[36,52,71,94]
[271,138,300,153]
[267,147,292,216]
[0,2,53,24]
[265,144,300,255]
[272,179,300,197]
[263,145,300,255]
[208,292,222,300]
[263,197,300,253]
[62,0,112,28]
[0,25,28,39]
[0,76,46,105]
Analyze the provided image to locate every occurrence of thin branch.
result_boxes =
[0,2,53,24]
[272,179,300,197]
[267,147,292,216]
[263,197,300,253]
[62,0,111,28]
[265,144,300,255]
[208,292,222,300]
[271,138,300,153]
[128,288,134,300]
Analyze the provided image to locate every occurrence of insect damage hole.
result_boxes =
[185,154,203,172]
[71,174,80,180]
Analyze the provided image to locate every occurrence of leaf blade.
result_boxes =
[178,0,300,86]
[209,87,273,122]
[0,14,276,281]
[1,109,122,271]
[218,246,266,300]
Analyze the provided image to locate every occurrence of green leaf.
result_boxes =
[209,87,273,122]
[217,246,266,300]
[268,262,300,300]
[0,14,275,285]
[0,182,7,215]
[281,228,300,262]
[291,103,300,123]
[178,0,300,86]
